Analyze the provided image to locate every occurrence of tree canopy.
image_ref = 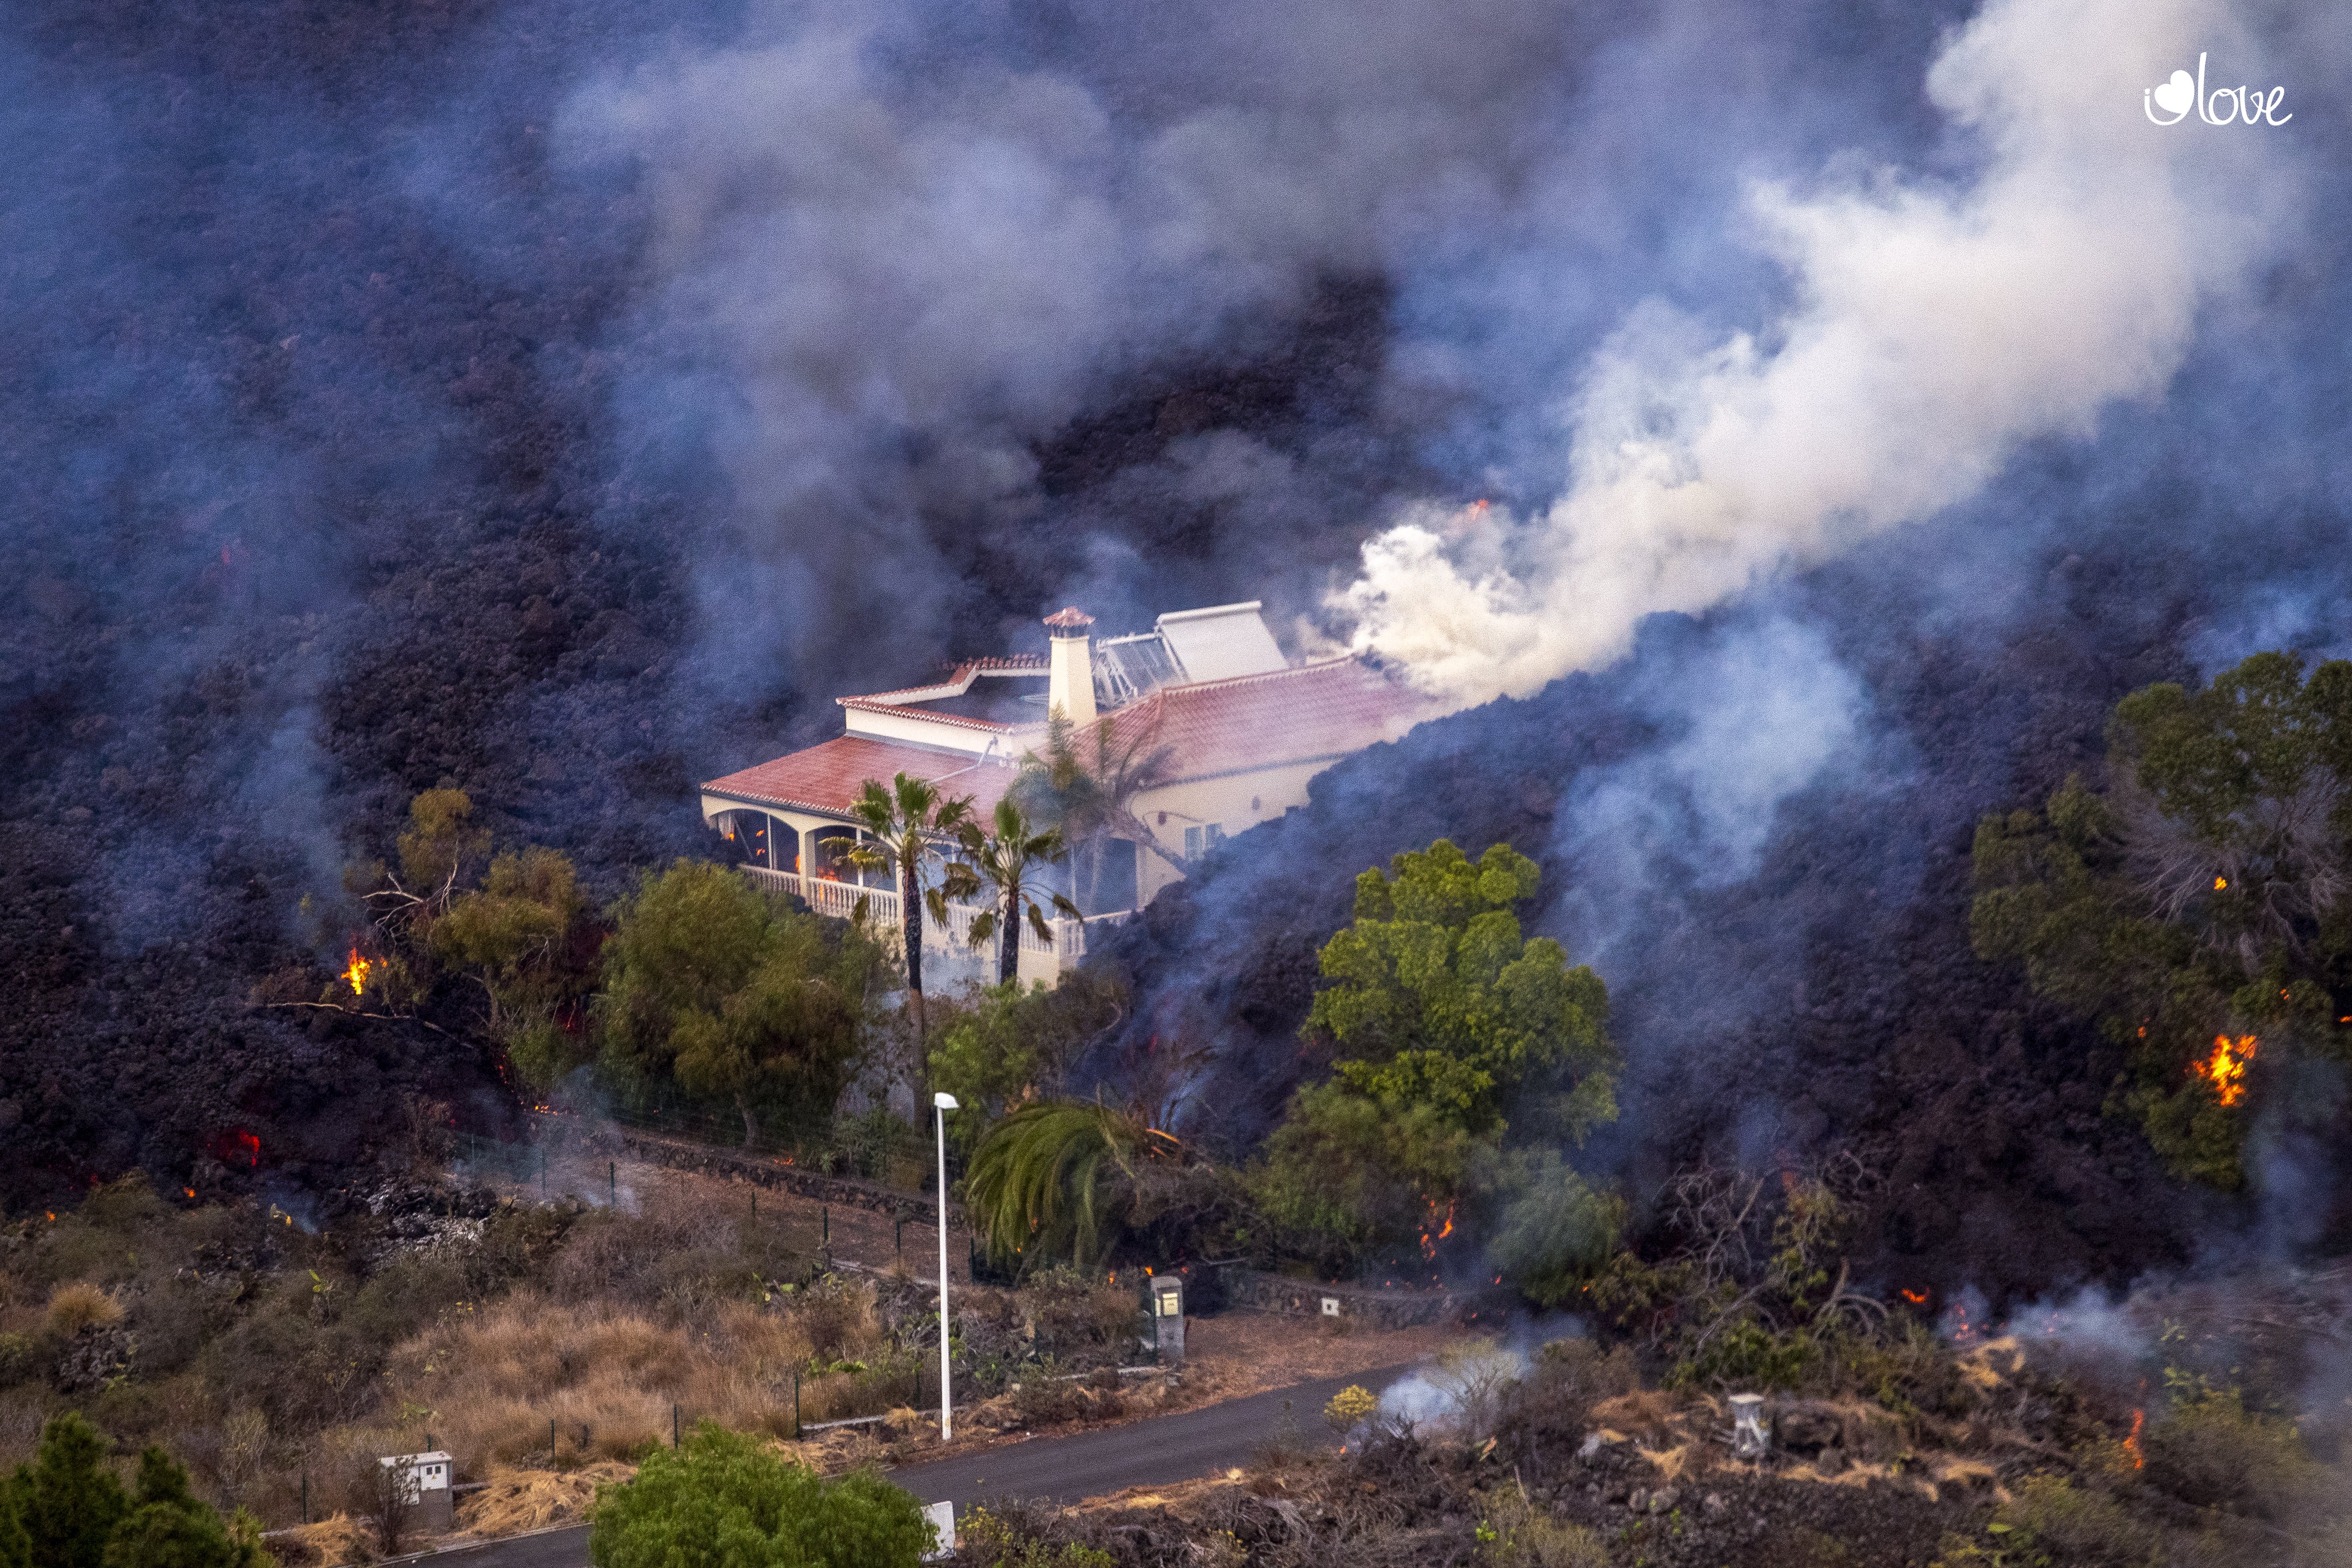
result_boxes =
[1306,840,1615,1138]
[1972,651,2352,1187]
[0,1415,264,1568]
[1259,839,1620,1280]
[589,1425,932,1568]
[600,861,889,1145]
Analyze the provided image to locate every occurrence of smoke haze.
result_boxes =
[1337,0,2303,704]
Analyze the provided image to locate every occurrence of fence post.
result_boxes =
[895,1219,903,1262]
[673,1404,680,1448]
[822,1207,829,1248]
[793,1371,801,1441]
[551,1417,557,1463]
[300,1470,307,1525]
[609,1161,616,1207]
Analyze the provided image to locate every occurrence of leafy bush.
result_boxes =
[927,974,1124,1153]
[598,861,888,1148]
[1477,1490,1608,1568]
[1931,1475,2158,1568]
[1970,653,2352,1188]
[588,1424,931,1568]
[1323,1384,1378,1432]
[2141,1388,2319,1517]
[954,1504,1115,1568]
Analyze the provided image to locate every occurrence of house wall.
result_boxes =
[1130,756,1333,904]
[840,704,1004,754]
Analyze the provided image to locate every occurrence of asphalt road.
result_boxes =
[400,1361,1425,1567]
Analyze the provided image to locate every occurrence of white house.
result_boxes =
[699,602,1429,985]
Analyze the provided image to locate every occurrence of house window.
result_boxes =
[1183,824,1225,862]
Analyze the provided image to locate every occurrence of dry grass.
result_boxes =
[46,1281,123,1335]
[271,1512,376,1567]
[456,1461,636,1534]
[371,1292,819,1471]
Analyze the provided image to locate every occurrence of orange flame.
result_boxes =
[2191,1035,2257,1106]
[1417,1199,1457,1260]
[341,948,372,996]
[2214,876,2227,890]
[2123,1408,2145,1469]
[1899,1287,1929,1306]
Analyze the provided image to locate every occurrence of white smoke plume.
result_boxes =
[1336,0,2304,704]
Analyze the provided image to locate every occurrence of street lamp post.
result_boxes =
[933,1091,959,1442]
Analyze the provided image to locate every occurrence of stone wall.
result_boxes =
[612,1130,956,1225]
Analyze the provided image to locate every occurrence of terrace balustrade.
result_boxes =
[738,866,1125,985]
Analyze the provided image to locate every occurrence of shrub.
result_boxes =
[2141,1389,2319,1517]
[1495,1337,1638,1458]
[954,1504,1115,1568]
[1323,1385,1378,1432]
[1932,1475,2159,1568]
[46,1282,125,1337]
[1013,1269,1136,1360]
[588,1424,930,1568]
[1478,1490,1608,1568]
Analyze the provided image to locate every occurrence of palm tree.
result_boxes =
[964,1099,1177,1271]
[847,772,978,1042]
[1014,707,1185,912]
[959,799,1083,987]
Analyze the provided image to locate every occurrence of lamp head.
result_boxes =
[933,1092,960,1110]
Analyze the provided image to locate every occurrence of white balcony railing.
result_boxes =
[740,867,1127,980]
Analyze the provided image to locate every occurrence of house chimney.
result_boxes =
[1043,607,1097,726]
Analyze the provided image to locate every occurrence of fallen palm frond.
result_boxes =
[965,1100,1168,1270]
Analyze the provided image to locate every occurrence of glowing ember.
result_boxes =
[340,947,373,995]
[1899,1287,1929,1305]
[2214,876,2227,890]
[2191,1034,2257,1106]
[1417,1199,1457,1260]
[2123,1407,2145,1469]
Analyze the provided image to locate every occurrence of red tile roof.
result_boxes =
[1099,656,1430,783]
[701,736,1021,819]
[704,657,1429,821]
[850,655,1047,705]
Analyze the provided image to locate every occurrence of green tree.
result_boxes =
[965,1101,1173,1271]
[9,1412,126,1568]
[926,972,1125,1151]
[1258,840,1618,1274]
[589,1424,932,1568]
[600,861,886,1145]
[1972,652,2352,1187]
[101,1449,265,1568]
[847,773,978,1042]
[957,800,1081,987]
[1255,1084,1481,1268]
[1307,840,1615,1137]
[1476,1148,1626,1308]
[432,845,597,1090]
